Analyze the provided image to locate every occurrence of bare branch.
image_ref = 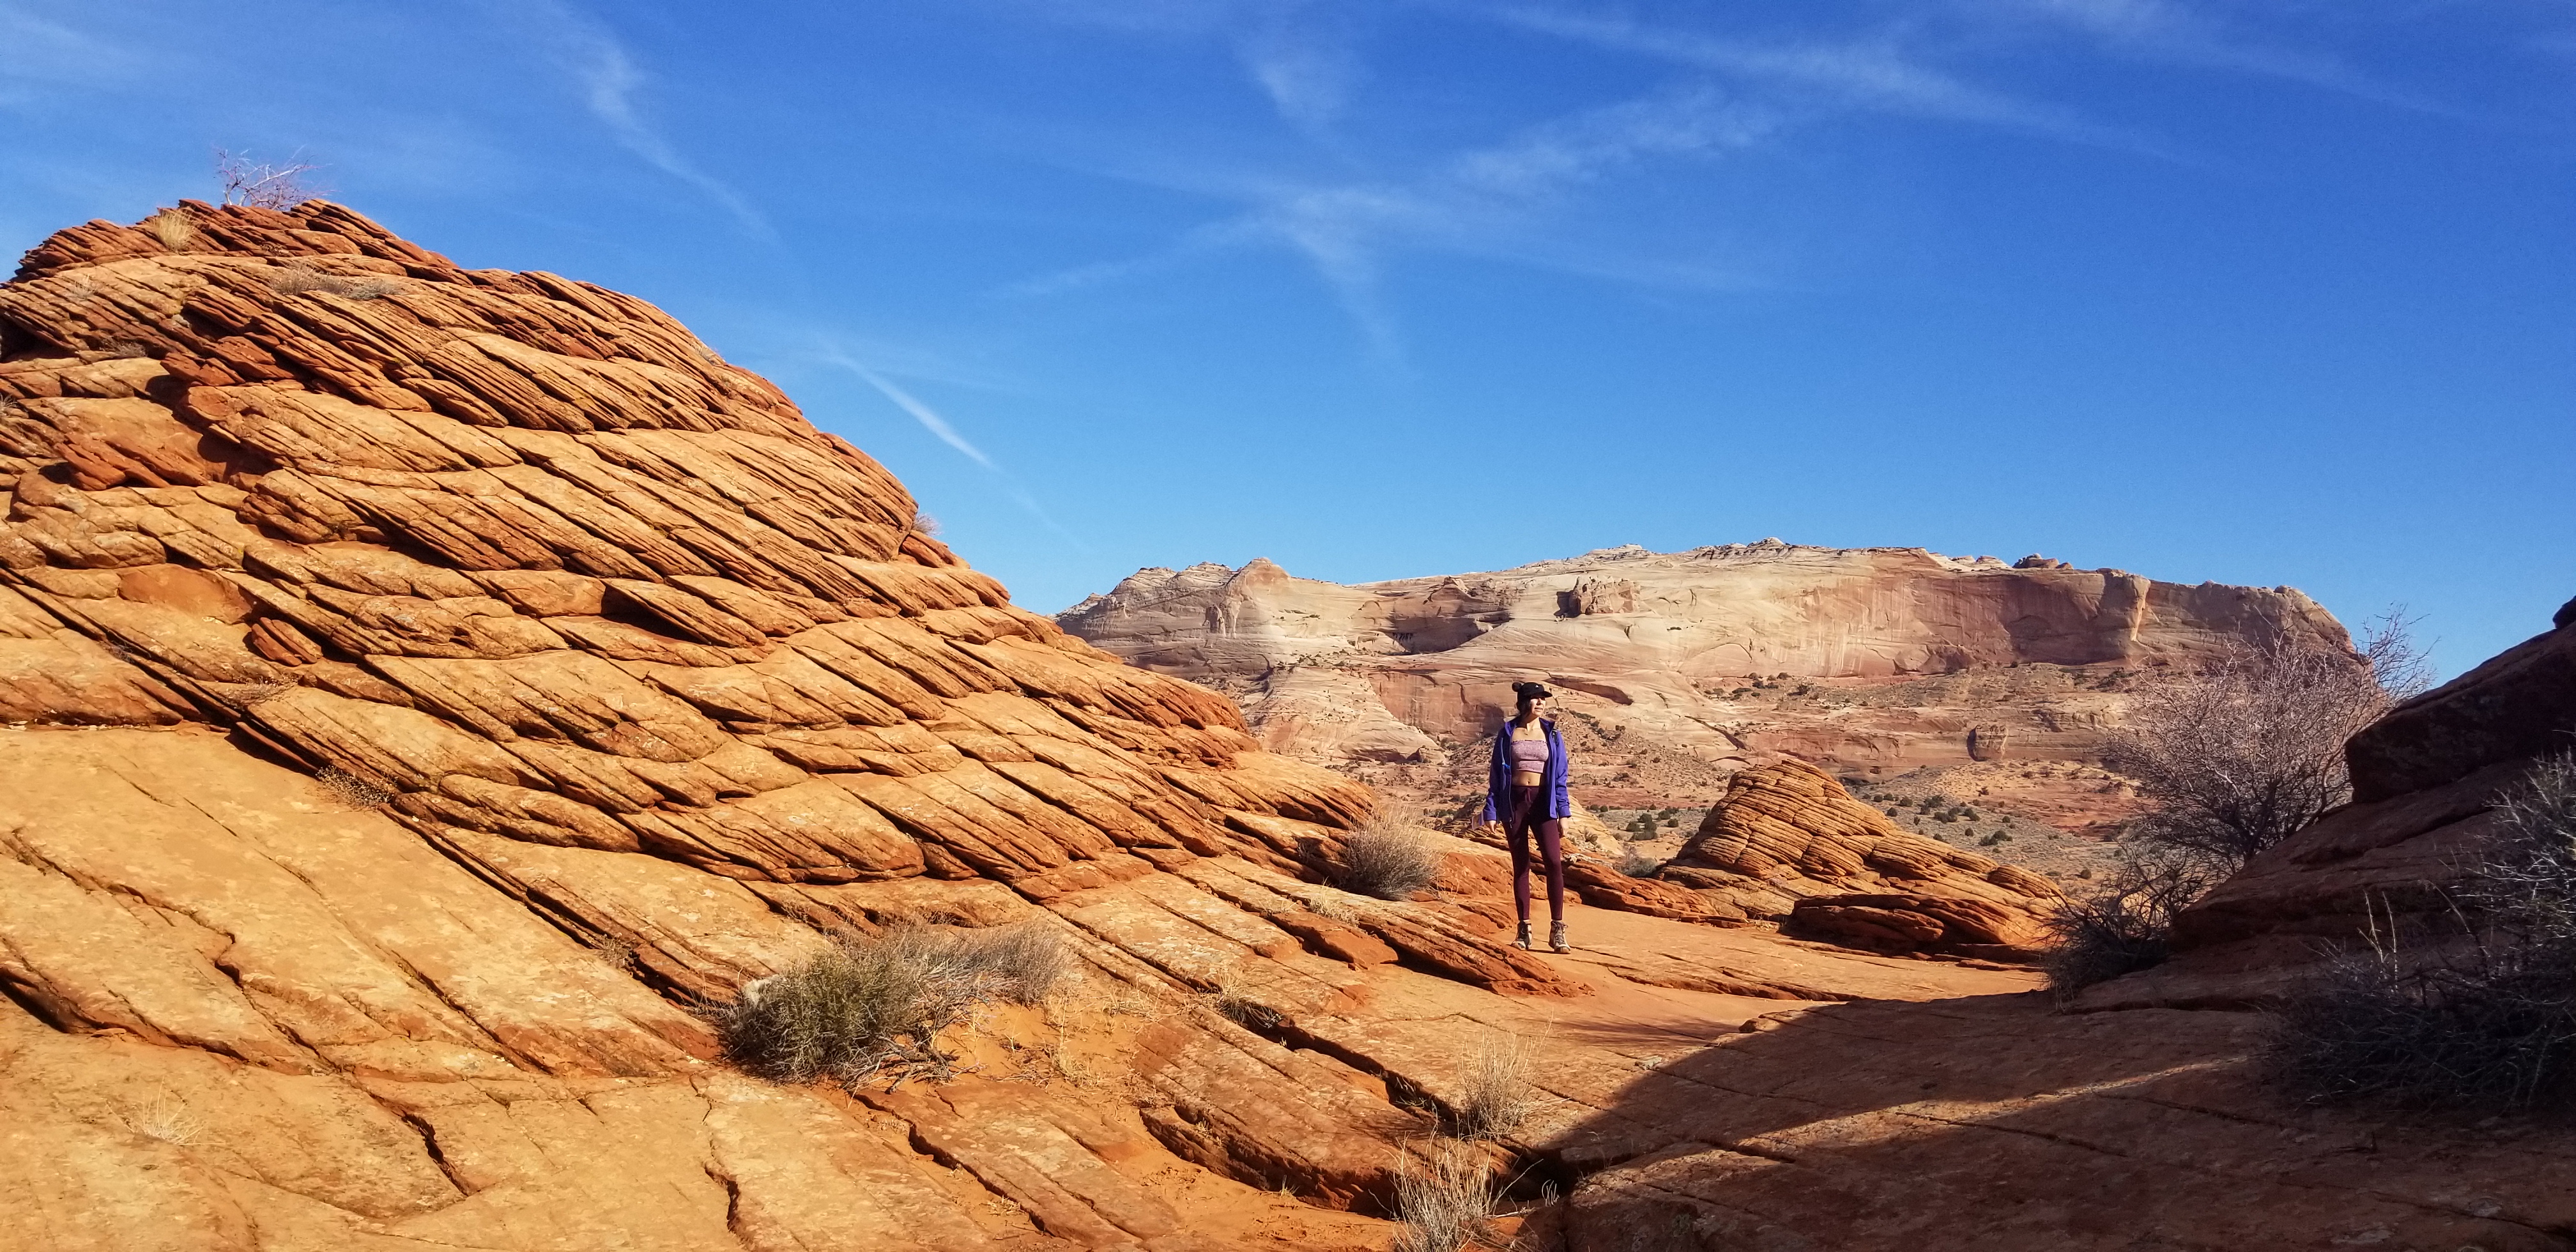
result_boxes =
[213,147,328,210]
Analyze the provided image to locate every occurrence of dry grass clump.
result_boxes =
[1453,1030,1534,1141]
[142,208,200,252]
[1201,966,1282,1031]
[314,767,395,810]
[717,922,1066,1087]
[1391,1141,1498,1252]
[2269,754,2576,1109]
[2042,845,2226,998]
[1338,806,1443,901]
[267,265,402,301]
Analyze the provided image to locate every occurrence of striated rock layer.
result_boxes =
[1057,547,2351,797]
[0,202,1376,892]
[1565,759,2063,959]
[3,206,2553,1252]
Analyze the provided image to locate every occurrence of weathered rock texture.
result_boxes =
[2,206,2554,1252]
[2087,606,2576,1009]
[1058,546,2350,793]
[1597,760,2064,959]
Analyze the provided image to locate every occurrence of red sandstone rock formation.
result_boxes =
[1057,547,2352,788]
[1568,759,2062,959]
[0,206,2552,1252]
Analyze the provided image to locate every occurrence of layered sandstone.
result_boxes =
[1058,547,2350,795]
[1,205,2552,1252]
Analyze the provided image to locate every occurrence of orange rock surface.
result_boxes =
[0,205,2554,1252]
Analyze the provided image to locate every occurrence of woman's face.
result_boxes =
[1522,695,1548,719]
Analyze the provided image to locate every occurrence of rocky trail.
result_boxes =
[0,203,2568,1251]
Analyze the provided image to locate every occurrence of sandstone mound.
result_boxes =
[0,202,1384,897]
[1572,759,2061,959]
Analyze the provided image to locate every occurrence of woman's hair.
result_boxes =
[1513,681,1551,710]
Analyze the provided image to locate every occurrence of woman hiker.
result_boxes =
[1480,681,1572,952]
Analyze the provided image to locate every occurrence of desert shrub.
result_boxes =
[2043,845,2228,998]
[1616,849,1664,878]
[2109,616,2428,869]
[2269,754,2576,1108]
[142,207,199,252]
[1453,1030,1533,1141]
[215,147,325,209]
[1339,807,1442,901]
[314,767,395,809]
[717,922,1064,1086]
[1391,1141,1496,1252]
[1201,967,1282,1031]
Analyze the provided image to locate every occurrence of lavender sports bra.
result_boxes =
[1508,733,1549,774]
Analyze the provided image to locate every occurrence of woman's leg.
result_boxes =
[1505,788,1535,922]
[1534,817,1566,920]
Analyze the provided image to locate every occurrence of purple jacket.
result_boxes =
[1480,717,1572,822]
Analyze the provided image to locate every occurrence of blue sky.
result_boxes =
[4,1,2570,676]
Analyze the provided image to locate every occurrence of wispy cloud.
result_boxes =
[1238,4,1363,135]
[0,4,141,106]
[820,348,1087,549]
[1475,4,2155,151]
[843,361,997,470]
[1986,0,2448,113]
[1011,86,1778,359]
[507,1,771,237]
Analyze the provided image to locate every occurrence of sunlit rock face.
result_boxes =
[1061,542,2352,777]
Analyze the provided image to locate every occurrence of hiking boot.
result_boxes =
[1513,921,1533,950]
[1549,920,1570,953]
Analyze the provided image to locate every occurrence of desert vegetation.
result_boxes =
[1453,1030,1535,1141]
[2269,753,2576,1108]
[717,922,1064,1087]
[215,147,325,209]
[1338,805,1443,900]
[2044,620,2428,995]
[1390,1141,1498,1252]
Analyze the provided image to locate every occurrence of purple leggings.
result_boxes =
[1502,783,1566,922]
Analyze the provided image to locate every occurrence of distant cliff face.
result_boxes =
[1058,542,2354,783]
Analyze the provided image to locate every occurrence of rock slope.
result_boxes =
[1057,547,2351,798]
[1,205,2555,1252]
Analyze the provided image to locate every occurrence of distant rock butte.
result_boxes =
[1058,544,2352,788]
[0,206,2552,1252]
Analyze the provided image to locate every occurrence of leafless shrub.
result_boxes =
[215,147,326,210]
[142,207,199,252]
[2108,613,2428,869]
[1616,848,1664,878]
[104,339,155,359]
[717,923,1063,1087]
[909,510,941,538]
[1391,1141,1497,1252]
[2269,754,2576,1108]
[121,1095,204,1148]
[1339,806,1442,901]
[1453,1030,1533,1141]
[2043,844,2229,998]
[314,767,395,809]
[268,266,401,300]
